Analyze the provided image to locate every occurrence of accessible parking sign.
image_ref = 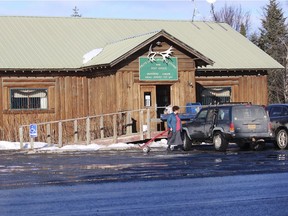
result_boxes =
[29,124,37,138]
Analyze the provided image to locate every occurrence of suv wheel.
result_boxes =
[183,132,192,151]
[276,129,288,150]
[213,132,228,151]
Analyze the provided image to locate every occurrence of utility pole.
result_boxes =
[207,0,217,21]
[191,0,196,21]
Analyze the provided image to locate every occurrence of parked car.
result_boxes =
[182,104,273,151]
[267,104,288,149]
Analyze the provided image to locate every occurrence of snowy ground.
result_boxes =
[0,139,169,153]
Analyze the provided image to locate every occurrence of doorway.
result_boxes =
[156,85,171,131]
[156,85,171,117]
[140,85,171,131]
[140,85,171,111]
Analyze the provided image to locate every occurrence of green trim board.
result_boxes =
[139,57,178,81]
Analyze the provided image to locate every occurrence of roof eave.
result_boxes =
[83,29,215,69]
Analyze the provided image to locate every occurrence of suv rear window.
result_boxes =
[233,106,266,120]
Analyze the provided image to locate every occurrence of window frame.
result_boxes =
[10,88,49,111]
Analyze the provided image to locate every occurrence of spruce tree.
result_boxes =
[258,0,288,103]
[249,32,260,46]
[71,6,82,17]
[240,23,247,37]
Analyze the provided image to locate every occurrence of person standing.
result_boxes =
[167,105,184,151]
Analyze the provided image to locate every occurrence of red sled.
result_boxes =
[140,129,170,153]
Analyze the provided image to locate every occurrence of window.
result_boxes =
[10,88,48,110]
[201,87,231,105]
[234,106,266,120]
[206,109,216,122]
[283,107,288,116]
[269,107,282,117]
[218,108,230,121]
[144,92,151,107]
[197,109,208,120]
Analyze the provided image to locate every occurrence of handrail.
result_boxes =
[19,108,153,149]
[20,109,147,127]
[18,105,201,149]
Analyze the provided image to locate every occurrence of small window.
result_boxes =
[206,109,216,122]
[218,108,230,121]
[197,109,208,120]
[10,88,48,110]
[144,92,151,107]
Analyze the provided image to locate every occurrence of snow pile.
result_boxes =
[0,139,168,153]
[82,48,103,64]
[0,141,48,150]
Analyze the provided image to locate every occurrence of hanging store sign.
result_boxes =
[139,57,178,81]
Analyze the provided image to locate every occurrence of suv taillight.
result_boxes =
[268,122,272,132]
[230,122,235,133]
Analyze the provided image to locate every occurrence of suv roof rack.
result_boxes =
[218,102,252,105]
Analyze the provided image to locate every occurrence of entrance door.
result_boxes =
[140,85,171,131]
[140,86,157,131]
[140,86,156,108]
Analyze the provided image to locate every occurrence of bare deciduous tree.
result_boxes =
[210,3,251,36]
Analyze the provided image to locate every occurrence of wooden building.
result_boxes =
[0,16,283,141]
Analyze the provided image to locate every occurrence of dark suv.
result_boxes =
[267,104,288,149]
[182,104,272,151]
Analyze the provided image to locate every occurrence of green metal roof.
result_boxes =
[83,30,161,67]
[0,16,283,70]
[83,29,214,68]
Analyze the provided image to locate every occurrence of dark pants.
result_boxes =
[168,130,183,146]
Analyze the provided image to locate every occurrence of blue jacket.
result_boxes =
[167,113,182,132]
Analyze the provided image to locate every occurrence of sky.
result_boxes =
[0,0,287,32]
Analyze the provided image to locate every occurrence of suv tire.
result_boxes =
[183,132,192,151]
[213,132,228,151]
[276,129,288,150]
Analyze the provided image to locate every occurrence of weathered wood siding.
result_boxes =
[57,77,90,119]
[0,40,269,141]
[1,77,57,140]
[117,42,197,110]
[196,75,268,105]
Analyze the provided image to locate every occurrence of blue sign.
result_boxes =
[29,124,37,138]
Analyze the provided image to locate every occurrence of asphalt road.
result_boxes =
[1,144,288,215]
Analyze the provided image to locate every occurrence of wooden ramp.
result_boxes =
[19,108,171,149]
[92,131,167,145]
